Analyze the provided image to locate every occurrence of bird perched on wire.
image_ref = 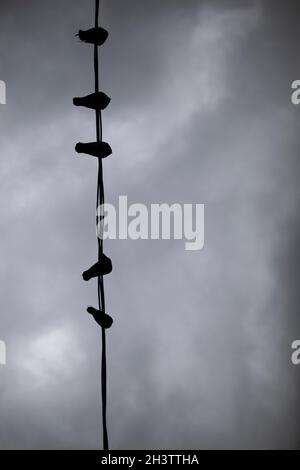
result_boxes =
[76,27,109,46]
[82,254,113,281]
[75,141,112,159]
[87,306,113,329]
[73,92,111,111]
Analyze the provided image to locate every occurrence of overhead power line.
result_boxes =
[73,0,112,451]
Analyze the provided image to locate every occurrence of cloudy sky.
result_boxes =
[0,0,300,450]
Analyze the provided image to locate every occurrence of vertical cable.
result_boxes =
[94,0,109,451]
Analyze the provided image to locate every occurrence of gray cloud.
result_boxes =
[0,0,299,450]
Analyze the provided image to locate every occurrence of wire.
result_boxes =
[94,0,109,451]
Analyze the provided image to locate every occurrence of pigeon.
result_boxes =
[82,255,113,281]
[87,306,113,329]
[75,142,112,159]
[73,92,111,111]
[77,27,109,46]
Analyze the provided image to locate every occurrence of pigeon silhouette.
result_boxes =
[75,142,112,159]
[77,27,109,46]
[73,92,111,111]
[87,306,113,329]
[82,254,113,281]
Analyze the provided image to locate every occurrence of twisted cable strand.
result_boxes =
[94,0,109,451]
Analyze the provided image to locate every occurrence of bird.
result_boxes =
[73,92,111,111]
[76,27,109,46]
[82,254,113,281]
[75,142,112,159]
[87,306,113,329]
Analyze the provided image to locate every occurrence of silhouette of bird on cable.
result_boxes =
[75,141,112,159]
[82,254,113,281]
[77,27,109,46]
[73,92,111,111]
[87,306,113,329]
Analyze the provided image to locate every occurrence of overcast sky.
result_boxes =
[0,0,300,450]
